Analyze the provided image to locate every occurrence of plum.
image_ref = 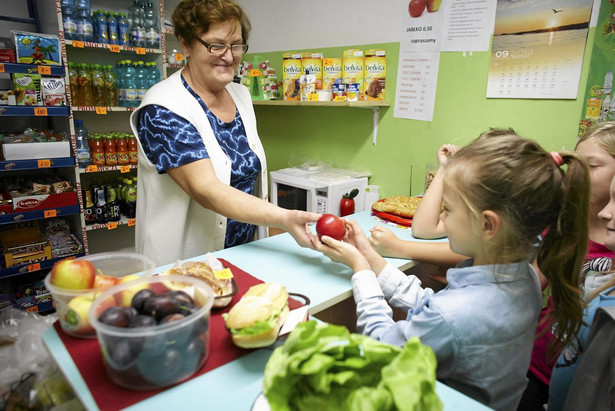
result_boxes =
[143,294,180,321]
[98,306,136,328]
[159,313,185,324]
[130,314,156,328]
[167,290,194,306]
[138,347,185,387]
[104,337,142,370]
[131,289,155,313]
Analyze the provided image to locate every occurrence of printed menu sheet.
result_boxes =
[394,52,440,121]
[486,0,593,99]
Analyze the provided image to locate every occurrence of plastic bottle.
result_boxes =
[115,61,125,107]
[144,0,160,49]
[125,179,137,218]
[76,8,94,42]
[67,62,82,106]
[75,0,90,13]
[146,62,160,88]
[116,134,130,165]
[104,133,118,166]
[129,0,145,47]
[93,10,108,44]
[84,188,96,225]
[103,65,118,107]
[106,12,119,45]
[604,71,613,96]
[77,63,94,106]
[61,0,78,41]
[90,64,106,106]
[116,12,129,46]
[91,133,106,166]
[600,94,611,122]
[124,61,138,107]
[106,185,121,222]
[127,134,138,165]
[94,185,107,224]
[74,119,91,168]
[135,61,148,101]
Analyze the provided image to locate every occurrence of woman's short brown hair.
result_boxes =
[172,0,251,47]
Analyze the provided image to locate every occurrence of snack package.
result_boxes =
[322,58,342,91]
[41,77,66,106]
[282,52,301,101]
[364,49,386,101]
[12,73,42,106]
[0,90,17,105]
[342,49,364,100]
[12,30,61,65]
[301,52,323,90]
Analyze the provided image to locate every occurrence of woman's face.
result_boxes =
[184,20,243,90]
[577,137,615,213]
[598,176,615,250]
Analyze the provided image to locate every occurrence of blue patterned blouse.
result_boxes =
[137,76,261,248]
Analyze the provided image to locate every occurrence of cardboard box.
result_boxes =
[0,90,17,105]
[0,49,15,63]
[12,73,42,106]
[1,227,52,268]
[2,141,70,160]
[11,191,77,212]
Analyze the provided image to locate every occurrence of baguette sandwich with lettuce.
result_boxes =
[224,283,289,348]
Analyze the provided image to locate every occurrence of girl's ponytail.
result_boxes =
[537,152,590,348]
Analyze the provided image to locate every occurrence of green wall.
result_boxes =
[247,29,594,198]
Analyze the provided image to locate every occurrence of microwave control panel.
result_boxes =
[315,189,328,213]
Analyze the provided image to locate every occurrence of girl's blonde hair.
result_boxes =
[576,121,615,156]
[444,134,590,347]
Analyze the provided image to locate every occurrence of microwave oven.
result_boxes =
[270,167,368,216]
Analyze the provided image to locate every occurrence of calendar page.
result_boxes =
[487,0,593,99]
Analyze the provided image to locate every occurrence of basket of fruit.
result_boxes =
[44,252,156,338]
[88,274,215,390]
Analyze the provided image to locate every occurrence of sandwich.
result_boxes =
[224,283,289,348]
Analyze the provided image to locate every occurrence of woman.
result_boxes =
[129,0,320,266]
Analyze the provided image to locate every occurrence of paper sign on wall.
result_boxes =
[394,51,440,121]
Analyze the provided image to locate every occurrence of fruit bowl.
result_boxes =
[44,252,155,339]
[88,275,215,390]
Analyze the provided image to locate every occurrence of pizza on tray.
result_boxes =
[372,196,423,218]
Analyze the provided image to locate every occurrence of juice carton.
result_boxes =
[364,49,386,101]
[282,52,301,101]
[12,73,42,106]
[322,58,342,91]
[12,30,61,66]
[343,49,364,100]
[301,52,323,90]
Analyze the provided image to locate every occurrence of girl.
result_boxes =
[315,134,589,411]
[547,174,615,410]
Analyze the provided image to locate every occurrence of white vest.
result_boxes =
[129,69,268,266]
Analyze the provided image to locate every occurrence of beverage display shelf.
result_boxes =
[71,106,136,112]
[0,157,75,172]
[0,252,85,280]
[85,216,135,232]
[0,62,64,76]
[0,106,70,116]
[0,205,81,225]
[78,164,137,174]
[65,40,162,55]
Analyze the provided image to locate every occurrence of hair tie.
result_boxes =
[550,151,564,167]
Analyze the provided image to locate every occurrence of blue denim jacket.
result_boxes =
[351,259,541,411]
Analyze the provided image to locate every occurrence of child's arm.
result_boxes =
[369,225,466,267]
[411,144,459,239]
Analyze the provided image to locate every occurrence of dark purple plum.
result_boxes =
[142,294,180,321]
[138,347,184,386]
[167,290,194,306]
[105,337,142,370]
[159,313,185,324]
[130,314,156,328]
[98,306,135,328]
[131,289,156,313]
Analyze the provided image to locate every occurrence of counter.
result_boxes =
[43,211,490,410]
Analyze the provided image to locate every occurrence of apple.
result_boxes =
[65,294,114,335]
[427,0,442,13]
[116,274,150,307]
[409,0,426,18]
[50,259,96,290]
[316,214,347,241]
[94,273,120,291]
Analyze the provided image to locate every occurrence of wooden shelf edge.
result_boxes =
[251,100,390,107]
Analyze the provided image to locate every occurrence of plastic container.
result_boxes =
[88,275,215,390]
[44,252,156,339]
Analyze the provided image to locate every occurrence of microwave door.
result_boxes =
[276,183,308,211]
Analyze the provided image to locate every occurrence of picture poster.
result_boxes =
[486,0,593,99]
[394,51,441,121]
[578,0,615,136]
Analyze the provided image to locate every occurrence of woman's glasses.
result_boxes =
[196,38,249,55]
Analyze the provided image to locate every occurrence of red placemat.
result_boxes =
[54,258,305,411]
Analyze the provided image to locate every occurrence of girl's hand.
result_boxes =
[437,144,460,166]
[314,235,371,272]
[342,219,373,255]
[369,226,401,256]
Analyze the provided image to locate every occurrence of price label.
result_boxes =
[73,40,84,48]
[109,44,120,53]
[0,64,5,73]
[176,53,184,62]
[27,263,41,272]
[86,165,99,172]
[38,66,51,75]
[95,107,107,114]
[120,165,130,173]
[136,47,146,55]
[333,95,347,101]
[128,218,136,227]
[38,159,51,168]
[308,93,318,101]
[249,69,262,77]
[107,222,118,230]
[44,209,57,218]
[34,107,48,116]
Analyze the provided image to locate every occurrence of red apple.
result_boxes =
[316,214,347,241]
[409,0,427,18]
[50,259,96,290]
[94,273,120,291]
